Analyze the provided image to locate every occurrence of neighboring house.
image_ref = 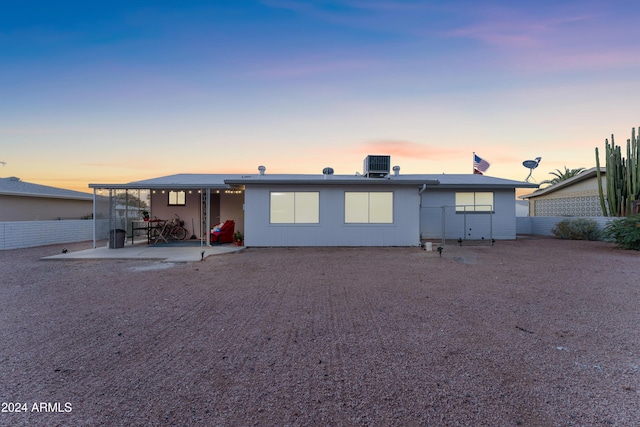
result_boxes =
[520,167,606,217]
[0,176,93,221]
[89,156,538,247]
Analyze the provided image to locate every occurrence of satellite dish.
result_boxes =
[522,157,541,182]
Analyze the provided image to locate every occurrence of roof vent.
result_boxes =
[322,167,334,175]
[363,155,391,178]
[258,165,266,175]
[392,165,400,176]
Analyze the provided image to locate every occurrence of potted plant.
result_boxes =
[233,231,244,246]
[141,210,150,221]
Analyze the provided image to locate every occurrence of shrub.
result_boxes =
[602,215,640,250]
[551,218,601,241]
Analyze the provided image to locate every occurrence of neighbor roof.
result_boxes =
[520,167,604,199]
[0,177,93,200]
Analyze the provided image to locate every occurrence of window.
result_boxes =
[455,192,493,212]
[345,192,393,223]
[168,190,186,206]
[270,192,319,223]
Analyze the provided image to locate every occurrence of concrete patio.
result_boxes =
[42,242,244,262]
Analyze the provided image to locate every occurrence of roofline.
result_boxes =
[88,183,232,190]
[0,190,93,200]
[223,178,441,186]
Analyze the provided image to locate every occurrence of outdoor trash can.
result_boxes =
[109,229,126,249]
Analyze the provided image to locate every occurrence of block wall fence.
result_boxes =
[0,220,109,250]
[0,217,619,250]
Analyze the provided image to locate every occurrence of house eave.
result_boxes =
[224,178,441,186]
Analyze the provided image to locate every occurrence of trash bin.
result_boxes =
[109,229,126,249]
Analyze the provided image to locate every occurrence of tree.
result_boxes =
[540,166,585,187]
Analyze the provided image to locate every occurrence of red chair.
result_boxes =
[210,220,235,244]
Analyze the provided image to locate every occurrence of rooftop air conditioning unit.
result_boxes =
[363,155,391,178]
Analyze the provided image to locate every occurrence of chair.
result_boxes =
[210,220,235,244]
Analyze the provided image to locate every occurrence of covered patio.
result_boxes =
[88,174,246,249]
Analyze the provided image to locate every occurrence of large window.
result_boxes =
[455,192,493,212]
[168,190,186,206]
[270,192,319,223]
[344,192,393,223]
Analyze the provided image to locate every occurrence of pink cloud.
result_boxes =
[357,139,467,160]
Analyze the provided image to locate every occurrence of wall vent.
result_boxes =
[363,155,391,178]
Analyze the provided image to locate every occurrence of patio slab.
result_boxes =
[42,243,244,262]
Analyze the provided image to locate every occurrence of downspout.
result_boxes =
[92,189,97,248]
[418,184,427,244]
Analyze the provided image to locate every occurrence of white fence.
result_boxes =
[516,216,615,237]
[0,220,102,250]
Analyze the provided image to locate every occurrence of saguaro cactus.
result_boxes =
[595,127,640,216]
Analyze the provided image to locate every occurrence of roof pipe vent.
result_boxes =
[392,166,400,176]
[322,167,334,179]
[258,165,266,176]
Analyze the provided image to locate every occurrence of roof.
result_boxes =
[90,172,538,190]
[0,177,93,200]
[520,167,604,199]
[89,174,244,189]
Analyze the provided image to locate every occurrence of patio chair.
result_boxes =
[210,220,235,244]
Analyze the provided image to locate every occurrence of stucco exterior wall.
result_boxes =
[0,195,93,221]
[243,184,420,247]
[420,188,517,240]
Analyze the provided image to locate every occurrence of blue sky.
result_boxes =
[2,0,640,192]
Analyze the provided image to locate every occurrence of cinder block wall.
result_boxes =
[516,216,615,237]
[0,220,94,250]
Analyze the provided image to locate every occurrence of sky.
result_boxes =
[2,0,640,194]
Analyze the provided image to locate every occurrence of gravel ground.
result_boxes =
[1,238,639,427]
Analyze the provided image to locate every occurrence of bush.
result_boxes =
[551,218,601,241]
[602,215,640,250]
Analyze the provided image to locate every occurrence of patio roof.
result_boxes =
[89,174,244,190]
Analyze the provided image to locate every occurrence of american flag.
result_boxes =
[473,154,490,174]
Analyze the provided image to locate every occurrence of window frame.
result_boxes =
[269,191,320,224]
[168,190,186,206]
[344,191,394,224]
[455,192,494,213]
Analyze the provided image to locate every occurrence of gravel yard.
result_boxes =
[1,238,639,426]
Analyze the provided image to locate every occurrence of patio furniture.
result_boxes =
[210,220,235,244]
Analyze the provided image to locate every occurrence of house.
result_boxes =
[89,156,538,247]
[520,167,606,217]
[0,176,93,221]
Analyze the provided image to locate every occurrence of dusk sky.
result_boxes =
[2,0,640,193]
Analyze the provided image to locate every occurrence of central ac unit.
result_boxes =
[363,155,391,178]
